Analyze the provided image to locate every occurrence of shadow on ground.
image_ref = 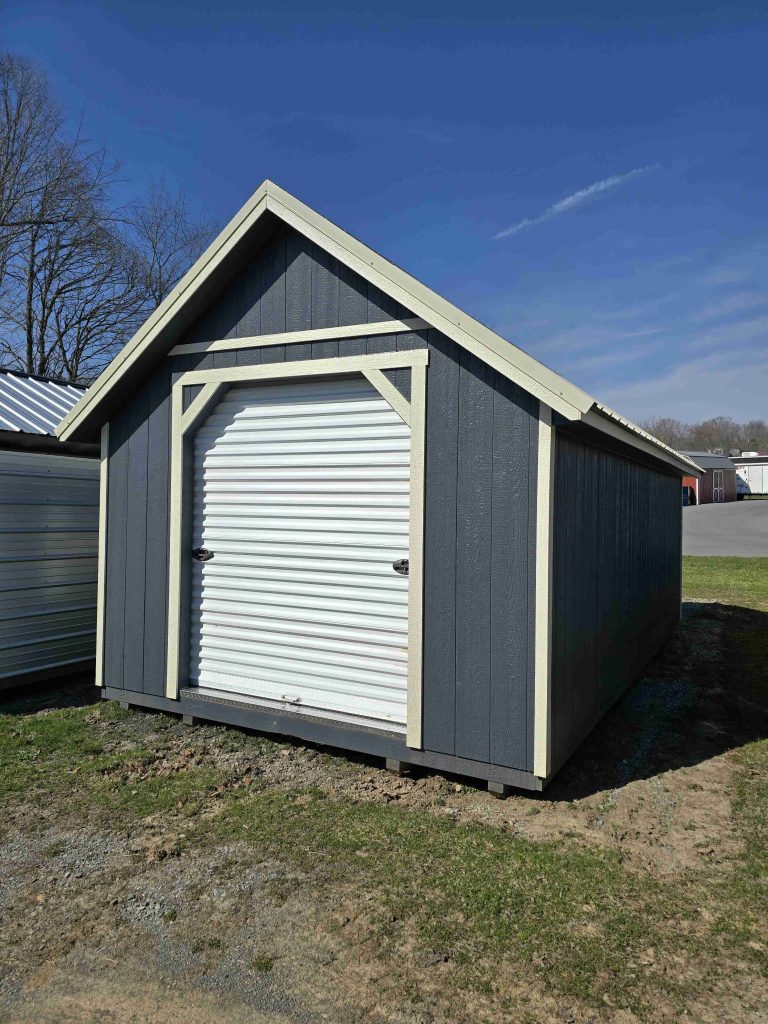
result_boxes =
[0,671,99,716]
[547,600,768,801]
[2,602,766,803]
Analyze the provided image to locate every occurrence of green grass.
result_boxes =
[0,697,692,1013]
[0,555,764,1017]
[683,556,768,610]
[213,788,689,1011]
[0,701,217,825]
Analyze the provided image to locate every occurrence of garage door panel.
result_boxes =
[194,622,407,663]
[193,571,407,603]
[193,595,406,633]
[197,480,409,496]
[195,610,408,650]
[189,375,410,732]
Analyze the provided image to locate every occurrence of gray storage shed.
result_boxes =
[0,370,99,688]
[56,181,699,791]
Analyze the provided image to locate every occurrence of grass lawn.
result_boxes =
[1,557,767,1023]
[683,554,768,610]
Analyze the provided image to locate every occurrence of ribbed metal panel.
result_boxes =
[189,377,411,731]
[0,449,98,679]
[0,371,85,435]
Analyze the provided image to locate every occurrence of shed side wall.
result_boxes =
[103,225,539,771]
[550,429,682,774]
[0,449,99,681]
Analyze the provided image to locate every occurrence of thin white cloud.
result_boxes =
[493,165,659,240]
[559,339,665,376]
[692,291,768,323]
[683,313,768,352]
[530,324,664,356]
[601,353,768,422]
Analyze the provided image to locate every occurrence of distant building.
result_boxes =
[681,452,737,504]
[731,453,768,497]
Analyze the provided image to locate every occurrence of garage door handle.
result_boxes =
[392,558,409,576]
[192,547,214,562]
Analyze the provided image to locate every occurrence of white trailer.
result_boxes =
[733,456,768,497]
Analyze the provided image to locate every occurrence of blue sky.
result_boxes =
[4,1,768,422]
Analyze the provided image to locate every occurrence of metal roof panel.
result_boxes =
[0,371,86,436]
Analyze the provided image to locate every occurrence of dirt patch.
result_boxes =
[1,597,767,1024]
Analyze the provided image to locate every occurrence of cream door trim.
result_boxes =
[165,349,429,750]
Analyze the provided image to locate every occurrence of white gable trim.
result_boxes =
[56,180,698,475]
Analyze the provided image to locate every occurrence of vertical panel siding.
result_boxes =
[104,224,538,769]
[0,449,98,681]
[550,431,682,773]
[123,387,150,691]
[455,349,495,762]
[422,331,459,754]
[489,379,538,768]
[104,408,130,688]
[142,366,173,695]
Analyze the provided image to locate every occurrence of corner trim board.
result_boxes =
[165,350,429,751]
[169,317,429,356]
[362,368,411,426]
[533,403,555,778]
[180,382,226,434]
[94,423,109,688]
[405,361,426,748]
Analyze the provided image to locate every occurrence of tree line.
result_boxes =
[0,52,215,382]
[640,416,768,455]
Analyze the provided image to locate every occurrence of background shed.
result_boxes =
[0,370,99,689]
[681,452,736,504]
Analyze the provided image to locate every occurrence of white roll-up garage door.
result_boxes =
[189,375,411,731]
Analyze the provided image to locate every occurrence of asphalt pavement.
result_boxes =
[683,499,768,556]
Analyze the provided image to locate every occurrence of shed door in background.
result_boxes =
[189,376,411,731]
[712,469,724,502]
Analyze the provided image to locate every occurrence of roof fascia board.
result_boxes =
[56,178,692,475]
[264,187,590,421]
[57,188,270,441]
[582,409,701,475]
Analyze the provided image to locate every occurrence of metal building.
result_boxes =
[0,370,99,688]
[56,181,698,791]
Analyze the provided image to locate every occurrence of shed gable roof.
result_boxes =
[56,180,698,475]
[681,452,735,470]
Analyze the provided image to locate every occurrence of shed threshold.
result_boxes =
[180,685,407,738]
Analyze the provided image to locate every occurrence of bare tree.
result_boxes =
[127,179,215,309]
[0,54,63,290]
[0,53,214,382]
[642,416,687,452]
[642,415,768,454]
